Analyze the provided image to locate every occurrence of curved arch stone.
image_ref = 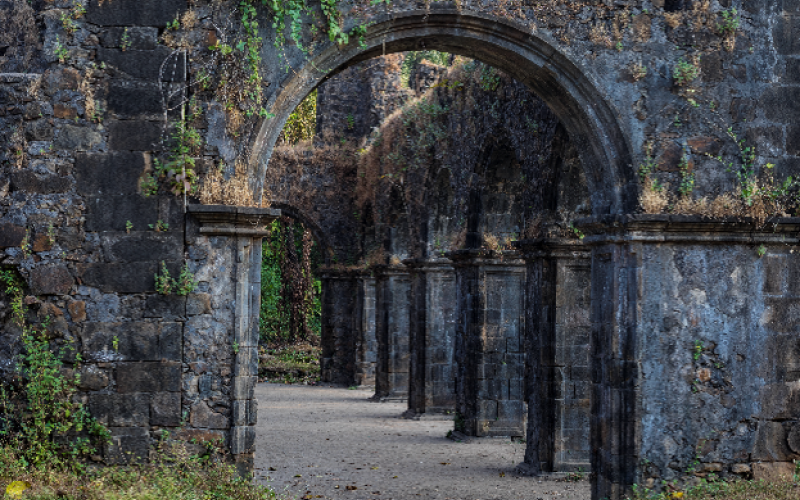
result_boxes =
[251,9,637,216]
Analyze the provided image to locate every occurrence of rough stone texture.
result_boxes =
[407,260,457,416]
[355,275,378,387]
[450,253,527,438]
[3,2,800,497]
[320,270,359,386]
[374,266,411,401]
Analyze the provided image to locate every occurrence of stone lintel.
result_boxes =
[401,258,454,273]
[574,214,800,244]
[187,204,281,237]
[319,267,364,279]
[372,264,412,278]
[445,249,525,268]
[515,238,590,260]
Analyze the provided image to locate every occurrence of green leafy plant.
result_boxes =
[153,106,202,197]
[154,261,174,295]
[678,154,695,198]
[693,340,704,361]
[716,8,740,37]
[155,262,197,296]
[0,270,109,470]
[125,220,133,233]
[149,220,169,232]
[120,27,131,51]
[673,57,700,86]
[757,244,767,258]
[174,263,198,296]
[54,36,69,64]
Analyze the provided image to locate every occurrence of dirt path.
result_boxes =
[254,384,590,500]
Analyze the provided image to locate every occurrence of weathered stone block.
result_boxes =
[116,361,181,393]
[234,347,258,377]
[29,264,73,295]
[86,0,187,27]
[98,48,186,82]
[774,15,800,55]
[752,461,796,481]
[108,120,163,151]
[787,124,800,156]
[75,152,145,196]
[230,426,255,455]
[151,392,181,427]
[190,401,228,429]
[232,376,256,400]
[101,27,159,50]
[77,365,108,391]
[84,195,160,232]
[0,223,25,248]
[186,293,212,315]
[143,294,186,320]
[104,427,150,465]
[24,120,53,141]
[78,261,181,294]
[103,233,183,263]
[89,393,149,427]
[54,125,102,151]
[752,421,793,462]
[10,170,71,194]
[762,86,800,122]
[81,322,182,362]
[232,400,257,427]
[107,84,163,117]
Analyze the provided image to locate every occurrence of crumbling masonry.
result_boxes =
[2,1,800,499]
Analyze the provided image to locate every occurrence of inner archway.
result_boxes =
[251,9,637,216]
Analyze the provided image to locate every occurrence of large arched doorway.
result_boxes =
[250,10,637,217]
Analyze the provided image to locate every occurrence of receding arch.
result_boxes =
[269,202,335,264]
[250,9,637,215]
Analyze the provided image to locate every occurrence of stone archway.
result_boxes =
[251,9,637,216]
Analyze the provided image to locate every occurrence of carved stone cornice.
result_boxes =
[573,214,800,245]
[514,237,589,260]
[187,204,281,237]
[444,249,525,268]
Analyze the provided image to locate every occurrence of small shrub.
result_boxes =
[673,57,700,86]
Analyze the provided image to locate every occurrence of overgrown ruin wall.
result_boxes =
[2,1,800,499]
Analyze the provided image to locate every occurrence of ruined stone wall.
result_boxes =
[637,240,800,485]
[3,1,800,498]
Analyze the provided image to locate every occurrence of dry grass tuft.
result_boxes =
[198,164,265,206]
[664,12,684,29]
[640,179,669,214]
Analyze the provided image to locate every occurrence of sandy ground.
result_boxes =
[254,384,590,500]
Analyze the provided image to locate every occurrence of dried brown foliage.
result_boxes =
[198,164,263,206]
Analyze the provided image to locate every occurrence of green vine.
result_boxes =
[0,270,109,470]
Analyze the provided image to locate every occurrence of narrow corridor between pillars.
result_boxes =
[255,383,589,500]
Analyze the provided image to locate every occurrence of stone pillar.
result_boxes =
[355,273,378,387]
[404,259,457,418]
[517,239,591,475]
[448,250,526,437]
[374,265,411,401]
[187,205,280,476]
[319,269,360,386]
[574,215,800,500]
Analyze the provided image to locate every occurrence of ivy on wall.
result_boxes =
[260,219,322,344]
